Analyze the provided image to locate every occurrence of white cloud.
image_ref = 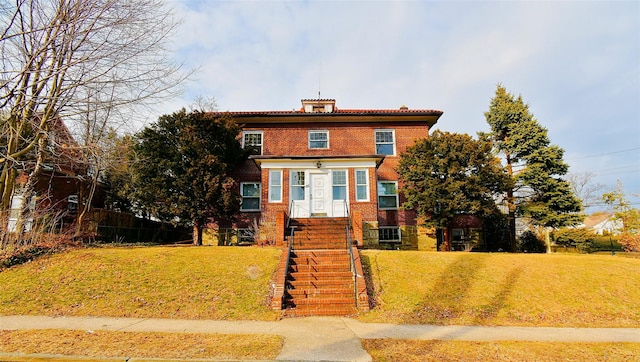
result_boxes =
[159,0,639,202]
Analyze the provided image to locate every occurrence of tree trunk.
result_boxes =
[193,222,203,246]
[505,152,517,252]
[76,171,100,239]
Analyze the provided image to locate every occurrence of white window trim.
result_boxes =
[355,169,369,202]
[375,129,396,156]
[377,181,399,210]
[240,182,261,211]
[331,169,348,201]
[68,194,79,212]
[242,130,263,155]
[269,170,283,203]
[290,170,307,201]
[308,130,329,149]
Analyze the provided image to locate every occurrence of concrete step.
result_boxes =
[286,287,354,297]
[289,271,354,280]
[289,264,351,273]
[284,305,358,317]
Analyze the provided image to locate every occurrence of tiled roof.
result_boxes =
[211,108,443,116]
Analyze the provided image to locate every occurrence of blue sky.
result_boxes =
[159,0,640,212]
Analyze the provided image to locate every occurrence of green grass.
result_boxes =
[2,246,640,328]
[0,245,282,321]
[360,251,640,327]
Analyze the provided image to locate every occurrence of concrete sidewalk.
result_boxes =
[2,315,640,361]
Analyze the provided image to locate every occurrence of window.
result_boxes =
[332,170,347,201]
[67,194,78,212]
[375,130,395,155]
[242,131,263,155]
[379,227,401,243]
[355,169,369,201]
[8,194,35,232]
[240,183,261,211]
[309,130,329,149]
[237,228,255,245]
[269,170,282,202]
[291,171,306,200]
[378,181,398,209]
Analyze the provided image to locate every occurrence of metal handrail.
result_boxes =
[286,199,295,229]
[343,200,358,309]
[346,225,358,309]
[281,225,295,309]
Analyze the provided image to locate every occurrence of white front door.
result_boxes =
[311,173,331,216]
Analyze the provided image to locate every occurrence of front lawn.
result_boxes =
[0,246,282,321]
[360,251,640,327]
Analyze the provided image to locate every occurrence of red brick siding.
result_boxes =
[243,122,429,158]
[233,122,430,230]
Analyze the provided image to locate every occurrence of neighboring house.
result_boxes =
[203,98,444,250]
[581,213,621,235]
[7,115,104,233]
[438,214,485,252]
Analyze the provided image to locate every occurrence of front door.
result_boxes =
[311,173,331,217]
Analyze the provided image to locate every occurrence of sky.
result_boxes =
[158,0,640,213]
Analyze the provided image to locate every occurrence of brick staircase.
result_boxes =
[281,218,358,316]
[289,217,349,250]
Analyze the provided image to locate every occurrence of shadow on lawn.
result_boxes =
[406,254,522,325]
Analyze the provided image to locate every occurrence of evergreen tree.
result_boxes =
[133,109,246,245]
[398,131,512,229]
[482,85,582,251]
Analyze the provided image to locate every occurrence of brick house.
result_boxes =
[6,115,105,233]
[203,99,444,250]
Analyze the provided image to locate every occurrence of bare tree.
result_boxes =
[567,171,607,210]
[0,0,189,229]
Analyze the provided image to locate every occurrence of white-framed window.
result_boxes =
[375,129,395,155]
[240,183,261,211]
[269,170,282,202]
[68,194,79,212]
[377,181,398,209]
[8,194,36,232]
[242,131,263,155]
[355,169,369,201]
[379,226,401,243]
[309,130,329,149]
[332,170,347,201]
[290,171,306,200]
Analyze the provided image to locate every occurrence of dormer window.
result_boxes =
[301,99,335,113]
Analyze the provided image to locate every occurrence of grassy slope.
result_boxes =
[1,246,640,328]
[360,251,640,327]
[0,246,282,321]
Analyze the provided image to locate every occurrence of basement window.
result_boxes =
[379,227,401,243]
[237,228,255,245]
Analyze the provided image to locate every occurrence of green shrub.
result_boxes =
[518,231,546,253]
[552,228,598,254]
